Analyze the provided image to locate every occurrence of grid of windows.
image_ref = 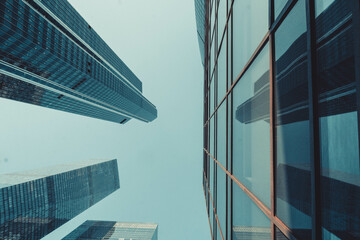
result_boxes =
[197,0,360,239]
[63,221,158,240]
[0,159,120,239]
[0,0,157,124]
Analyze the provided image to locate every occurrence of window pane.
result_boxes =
[232,181,271,240]
[218,0,227,48]
[217,165,226,239]
[274,0,290,19]
[274,1,312,239]
[218,39,227,106]
[217,102,226,166]
[210,78,215,115]
[315,0,360,239]
[276,227,289,240]
[233,44,271,208]
[232,0,268,81]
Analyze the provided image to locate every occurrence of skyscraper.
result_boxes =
[0,0,157,124]
[196,0,360,239]
[63,221,158,240]
[0,159,120,239]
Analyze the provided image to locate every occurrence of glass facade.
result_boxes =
[0,0,157,124]
[63,221,158,240]
[0,159,120,239]
[196,0,360,239]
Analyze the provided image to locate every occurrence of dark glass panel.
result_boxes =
[315,0,360,239]
[232,0,268,81]
[233,44,271,208]
[274,0,312,238]
[232,181,271,240]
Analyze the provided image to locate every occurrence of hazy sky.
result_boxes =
[0,0,210,239]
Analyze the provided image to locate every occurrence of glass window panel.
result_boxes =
[218,39,227,105]
[232,181,271,240]
[217,102,226,166]
[233,44,271,208]
[232,0,268,81]
[315,1,360,239]
[216,165,226,237]
[210,78,215,115]
[274,1,311,239]
[218,0,227,48]
[227,176,231,239]
[274,0,290,19]
[227,94,232,171]
[227,15,232,90]
[276,227,289,240]
[210,116,215,156]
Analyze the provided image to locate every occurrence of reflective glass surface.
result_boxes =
[274,0,312,238]
[218,0,227,48]
[218,39,227,106]
[217,102,226,167]
[274,0,291,19]
[216,165,226,237]
[232,0,268,80]
[232,44,271,208]
[315,1,360,239]
[232,180,271,240]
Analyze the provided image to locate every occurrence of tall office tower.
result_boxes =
[0,159,120,239]
[0,0,157,124]
[63,221,158,240]
[196,0,360,239]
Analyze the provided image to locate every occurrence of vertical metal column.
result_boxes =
[305,0,321,239]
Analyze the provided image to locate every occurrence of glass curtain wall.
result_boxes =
[201,0,360,239]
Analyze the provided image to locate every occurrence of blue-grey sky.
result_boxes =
[0,0,210,239]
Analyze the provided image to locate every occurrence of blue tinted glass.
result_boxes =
[232,181,271,240]
[216,165,226,237]
[276,227,289,240]
[232,0,268,81]
[274,0,290,19]
[233,44,271,208]
[275,1,312,238]
[210,78,215,115]
[210,116,215,156]
[218,39,227,105]
[315,1,360,239]
[217,102,226,166]
[218,0,227,48]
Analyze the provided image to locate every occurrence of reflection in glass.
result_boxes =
[274,0,290,19]
[218,40,227,106]
[217,165,226,238]
[276,227,289,240]
[274,1,311,239]
[217,102,226,167]
[232,180,271,240]
[218,0,227,47]
[315,0,360,239]
[233,44,270,208]
[232,0,268,80]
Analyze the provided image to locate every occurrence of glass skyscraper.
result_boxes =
[0,0,157,124]
[63,221,158,240]
[0,159,120,239]
[196,0,360,239]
